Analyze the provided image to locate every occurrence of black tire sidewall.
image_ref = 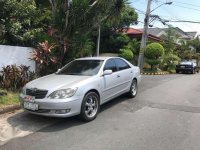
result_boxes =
[129,79,137,98]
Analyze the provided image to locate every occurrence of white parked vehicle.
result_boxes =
[19,57,141,121]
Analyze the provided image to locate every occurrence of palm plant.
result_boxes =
[70,34,94,58]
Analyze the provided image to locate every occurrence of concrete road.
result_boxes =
[1,74,200,150]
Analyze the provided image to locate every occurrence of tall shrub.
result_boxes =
[162,53,180,71]
[145,42,164,70]
[119,49,134,61]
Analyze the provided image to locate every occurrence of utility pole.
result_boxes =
[96,24,101,56]
[137,0,151,70]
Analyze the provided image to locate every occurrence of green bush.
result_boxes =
[0,65,35,91]
[145,42,164,70]
[119,49,134,61]
[161,53,180,71]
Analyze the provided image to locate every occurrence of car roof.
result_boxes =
[180,61,193,65]
[76,57,120,61]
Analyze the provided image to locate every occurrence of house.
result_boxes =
[122,28,161,42]
[186,32,199,39]
[147,27,198,44]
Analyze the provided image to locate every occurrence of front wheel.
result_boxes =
[192,69,195,74]
[80,92,100,122]
[128,79,138,98]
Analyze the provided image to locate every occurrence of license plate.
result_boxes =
[24,102,38,111]
[180,66,185,68]
[24,95,35,102]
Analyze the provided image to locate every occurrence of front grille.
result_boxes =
[26,89,48,99]
[26,109,51,113]
[185,65,192,68]
[177,65,192,68]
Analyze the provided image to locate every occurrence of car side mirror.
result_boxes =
[103,70,113,76]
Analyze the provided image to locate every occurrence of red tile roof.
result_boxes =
[122,28,161,42]
[123,28,143,34]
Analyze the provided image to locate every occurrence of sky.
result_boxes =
[130,0,200,34]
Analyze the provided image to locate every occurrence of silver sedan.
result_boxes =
[19,57,141,121]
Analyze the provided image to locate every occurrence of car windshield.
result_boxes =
[57,59,104,76]
[180,62,192,65]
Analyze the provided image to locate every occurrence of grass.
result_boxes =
[0,89,19,107]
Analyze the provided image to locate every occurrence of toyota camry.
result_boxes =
[19,57,141,121]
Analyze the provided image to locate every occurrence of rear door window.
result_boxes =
[114,58,130,71]
[104,59,117,72]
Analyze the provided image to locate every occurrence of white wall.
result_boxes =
[0,45,36,72]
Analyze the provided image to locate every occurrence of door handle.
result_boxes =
[117,75,120,78]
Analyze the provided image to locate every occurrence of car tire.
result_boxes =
[80,92,100,122]
[176,70,179,74]
[128,79,137,98]
[192,69,195,74]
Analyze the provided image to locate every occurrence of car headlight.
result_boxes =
[48,88,77,99]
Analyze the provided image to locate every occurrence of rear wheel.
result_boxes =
[80,92,100,122]
[128,79,137,98]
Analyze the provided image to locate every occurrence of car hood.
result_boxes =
[26,74,91,91]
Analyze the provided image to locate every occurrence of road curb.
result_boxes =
[141,72,171,75]
[0,105,21,115]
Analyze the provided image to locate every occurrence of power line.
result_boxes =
[157,0,200,8]
[164,20,200,24]
[159,4,196,31]
[137,20,166,29]
[173,4,200,12]
[134,8,146,14]
[172,1,200,8]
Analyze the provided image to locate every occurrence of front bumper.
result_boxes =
[176,68,193,72]
[19,95,82,117]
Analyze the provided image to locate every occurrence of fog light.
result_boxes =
[55,109,71,114]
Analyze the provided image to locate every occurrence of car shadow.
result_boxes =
[6,95,135,134]
[39,95,135,133]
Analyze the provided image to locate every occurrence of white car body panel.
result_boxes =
[19,57,141,117]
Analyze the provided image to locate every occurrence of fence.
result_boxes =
[0,45,36,72]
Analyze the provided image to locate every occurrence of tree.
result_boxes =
[145,42,164,70]
[188,37,200,53]
[70,34,94,58]
[0,0,51,46]
[161,53,180,71]
[47,0,137,64]
[100,33,130,53]
[158,27,182,71]
[99,4,138,54]
[103,5,138,30]
[163,26,178,54]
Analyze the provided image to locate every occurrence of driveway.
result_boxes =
[1,74,200,150]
